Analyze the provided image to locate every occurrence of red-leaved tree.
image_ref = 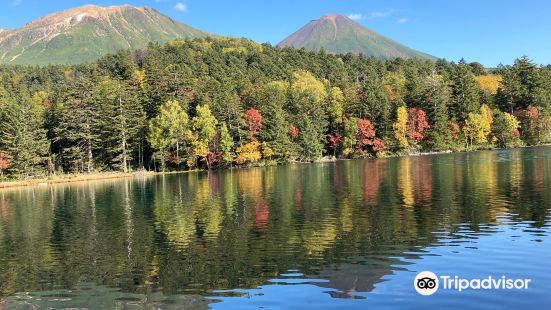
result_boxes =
[449,122,460,142]
[355,119,380,154]
[245,108,263,139]
[288,124,299,142]
[0,152,10,177]
[328,133,342,157]
[407,108,430,144]
[372,138,386,152]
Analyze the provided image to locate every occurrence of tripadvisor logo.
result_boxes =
[414,271,531,296]
[414,271,439,295]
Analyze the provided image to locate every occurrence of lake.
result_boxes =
[0,147,550,309]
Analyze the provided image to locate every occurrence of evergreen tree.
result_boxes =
[257,81,294,159]
[358,72,391,136]
[422,72,453,150]
[96,78,146,172]
[290,71,328,160]
[450,59,480,122]
[0,100,49,176]
[54,77,101,173]
[497,56,542,113]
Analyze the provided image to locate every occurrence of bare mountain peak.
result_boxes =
[278,14,435,60]
[24,4,146,29]
[320,14,339,21]
[0,4,209,65]
[320,14,353,20]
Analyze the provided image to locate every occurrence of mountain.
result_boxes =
[277,14,435,60]
[0,5,210,66]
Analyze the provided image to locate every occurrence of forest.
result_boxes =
[0,37,550,178]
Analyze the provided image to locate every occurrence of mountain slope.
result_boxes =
[278,14,435,60]
[0,5,210,65]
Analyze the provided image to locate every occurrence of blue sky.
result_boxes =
[2,0,550,67]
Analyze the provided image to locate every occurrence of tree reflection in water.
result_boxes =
[0,147,549,308]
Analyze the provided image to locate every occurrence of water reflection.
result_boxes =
[0,147,550,309]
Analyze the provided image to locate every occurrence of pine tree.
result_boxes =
[422,72,453,150]
[497,56,542,113]
[290,71,328,160]
[0,100,49,176]
[95,78,146,172]
[450,59,480,122]
[359,73,391,136]
[257,81,293,159]
[54,77,101,173]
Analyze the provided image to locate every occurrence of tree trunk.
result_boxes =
[87,140,93,173]
[119,96,128,173]
[176,141,180,170]
[86,118,93,173]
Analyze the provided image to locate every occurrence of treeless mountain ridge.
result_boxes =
[0,4,210,65]
[278,14,435,60]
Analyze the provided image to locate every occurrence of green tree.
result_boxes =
[55,77,101,173]
[493,111,521,147]
[96,78,146,172]
[290,71,328,160]
[497,56,542,113]
[148,100,189,171]
[257,81,294,159]
[219,122,235,165]
[192,104,218,168]
[358,72,392,136]
[0,100,49,176]
[450,59,480,122]
[422,72,453,150]
[342,117,358,157]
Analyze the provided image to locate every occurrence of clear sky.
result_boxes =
[2,0,550,67]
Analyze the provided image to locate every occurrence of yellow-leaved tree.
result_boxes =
[475,75,502,95]
[235,141,262,164]
[480,104,493,141]
[393,106,409,148]
[464,104,494,148]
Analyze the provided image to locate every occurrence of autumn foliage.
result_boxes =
[355,118,385,154]
[245,108,263,139]
[393,106,409,147]
[475,75,502,95]
[328,133,342,155]
[235,141,262,164]
[0,152,10,176]
[407,108,430,144]
[449,122,460,141]
[288,124,299,141]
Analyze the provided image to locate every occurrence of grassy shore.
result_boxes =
[0,171,160,190]
[1,144,548,190]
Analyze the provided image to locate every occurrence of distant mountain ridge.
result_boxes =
[0,5,210,65]
[278,14,435,60]
[0,8,436,66]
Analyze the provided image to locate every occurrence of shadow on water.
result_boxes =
[0,147,550,309]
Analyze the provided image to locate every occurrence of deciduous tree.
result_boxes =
[393,106,409,148]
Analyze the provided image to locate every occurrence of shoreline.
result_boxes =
[0,171,159,190]
[0,145,548,190]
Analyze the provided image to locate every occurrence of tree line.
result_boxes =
[0,37,549,178]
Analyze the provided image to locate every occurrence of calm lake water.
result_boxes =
[0,147,550,309]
